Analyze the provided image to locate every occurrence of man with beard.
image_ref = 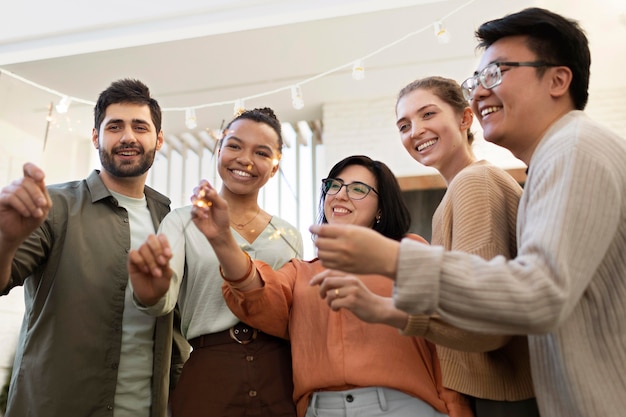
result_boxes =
[0,79,189,417]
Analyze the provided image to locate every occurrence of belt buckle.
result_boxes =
[229,324,258,345]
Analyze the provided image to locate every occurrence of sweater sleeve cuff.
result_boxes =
[394,237,443,315]
[400,314,430,336]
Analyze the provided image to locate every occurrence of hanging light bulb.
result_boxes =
[433,21,451,44]
[185,108,197,129]
[233,99,245,116]
[352,60,365,80]
[291,85,304,110]
[55,96,71,114]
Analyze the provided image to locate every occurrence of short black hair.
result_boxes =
[475,7,590,110]
[93,78,162,131]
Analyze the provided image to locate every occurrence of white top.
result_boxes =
[111,191,156,417]
[137,205,303,339]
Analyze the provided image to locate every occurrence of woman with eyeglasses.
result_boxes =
[313,77,539,417]
[151,155,474,417]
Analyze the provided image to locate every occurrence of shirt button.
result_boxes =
[107,405,113,411]
[123,218,129,223]
[249,390,257,397]
[346,394,354,403]
[111,363,118,370]
[246,355,254,362]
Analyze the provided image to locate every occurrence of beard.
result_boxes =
[99,144,156,178]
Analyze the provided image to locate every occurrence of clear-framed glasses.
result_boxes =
[461,61,560,101]
[321,178,379,200]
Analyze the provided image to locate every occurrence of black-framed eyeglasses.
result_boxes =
[461,61,560,101]
[321,178,379,200]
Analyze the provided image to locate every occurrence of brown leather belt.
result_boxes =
[189,322,259,349]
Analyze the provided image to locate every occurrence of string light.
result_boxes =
[291,85,304,110]
[433,21,451,44]
[55,95,71,114]
[0,0,475,129]
[185,108,197,129]
[351,60,365,80]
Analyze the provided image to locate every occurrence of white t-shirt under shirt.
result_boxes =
[110,190,156,417]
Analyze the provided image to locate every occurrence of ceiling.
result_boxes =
[1,0,624,152]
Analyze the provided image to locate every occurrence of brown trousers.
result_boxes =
[171,324,296,417]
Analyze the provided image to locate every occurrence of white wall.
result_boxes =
[0,121,46,186]
[0,124,94,188]
[0,289,22,401]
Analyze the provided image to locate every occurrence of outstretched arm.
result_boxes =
[310,269,510,352]
[0,163,52,292]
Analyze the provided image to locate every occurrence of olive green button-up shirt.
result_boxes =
[3,170,189,417]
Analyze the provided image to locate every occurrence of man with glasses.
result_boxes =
[311,7,626,417]
[461,61,561,102]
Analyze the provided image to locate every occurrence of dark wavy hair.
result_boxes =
[317,155,411,241]
[475,7,590,110]
[94,78,162,132]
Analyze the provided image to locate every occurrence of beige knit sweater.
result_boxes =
[402,160,535,401]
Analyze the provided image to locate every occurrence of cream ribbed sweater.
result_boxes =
[394,111,626,417]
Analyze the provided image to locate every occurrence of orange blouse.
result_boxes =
[223,255,473,417]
